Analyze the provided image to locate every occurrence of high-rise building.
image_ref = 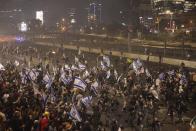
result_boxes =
[36,11,44,25]
[184,0,196,13]
[18,21,28,32]
[0,9,25,32]
[152,0,184,15]
[87,0,102,26]
[67,8,77,25]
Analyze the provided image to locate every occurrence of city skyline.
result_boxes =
[0,0,131,25]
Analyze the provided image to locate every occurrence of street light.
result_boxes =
[165,10,174,31]
[121,23,132,52]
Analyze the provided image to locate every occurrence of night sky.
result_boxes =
[0,0,131,25]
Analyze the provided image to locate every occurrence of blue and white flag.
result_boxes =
[14,60,20,67]
[132,61,139,72]
[132,59,143,73]
[20,71,28,84]
[71,65,78,71]
[114,69,118,80]
[133,63,144,75]
[180,75,187,85]
[106,70,111,79]
[28,69,39,81]
[43,73,51,83]
[117,74,123,83]
[145,69,151,77]
[60,75,72,85]
[167,70,175,76]
[136,59,143,68]
[103,55,110,67]
[75,56,79,64]
[83,70,90,78]
[159,73,165,81]
[81,96,92,107]
[64,64,71,71]
[73,77,87,91]
[151,89,159,100]
[0,63,5,71]
[91,81,99,95]
[70,105,82,122]
[100,61,106,70]
[78,63,86,71]
[43,73,53,89]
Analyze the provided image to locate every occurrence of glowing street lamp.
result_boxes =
[165,10,174,31]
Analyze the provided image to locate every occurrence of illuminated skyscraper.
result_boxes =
[152,0,184,15]
[184,0,196,13]
[67,8,77,25]
[87,0,102,25]
[36,11,44,24]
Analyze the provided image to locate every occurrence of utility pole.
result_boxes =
[164,40,167,57]
[182,34,185,59]
[128,31,131,52]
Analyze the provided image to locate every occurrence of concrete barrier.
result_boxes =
[36,42,196,69]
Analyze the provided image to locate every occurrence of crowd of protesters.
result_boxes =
[0,42,193,131]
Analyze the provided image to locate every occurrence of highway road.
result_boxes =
[33,37,196,61]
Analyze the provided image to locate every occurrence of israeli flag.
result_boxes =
[167,70,175,76]
[43,73,53,89]
[159,73,165,81]
[43,73,51,84]
[132,59,143,74]
[103,55,110,67]
[106,70,111,79]
[132,61,139,72]
[81,96,92,107]
[71,65,78,71]
[78,63,86,71]
[117,74,123,83]
[20,73,26,84]
[180,75,187,85]
[145,69,151,77]
[78,49,81,55]
[46,80,52,89]
[73,77,87,91]
[28,69,39,81]
[91,81,99,95]
[83,70,90,78]
[64,64,71,71]
[52,66,57,76]
[114,69,118,80]
[70,105,82,122]
[60,75,72,85]
[0,63,5,71]
[20,71,29,84]
[14,60,20,67]
[100,61,106,70]
[151,90,159,100]
[75,56,79,64]
[136,59,143,68]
